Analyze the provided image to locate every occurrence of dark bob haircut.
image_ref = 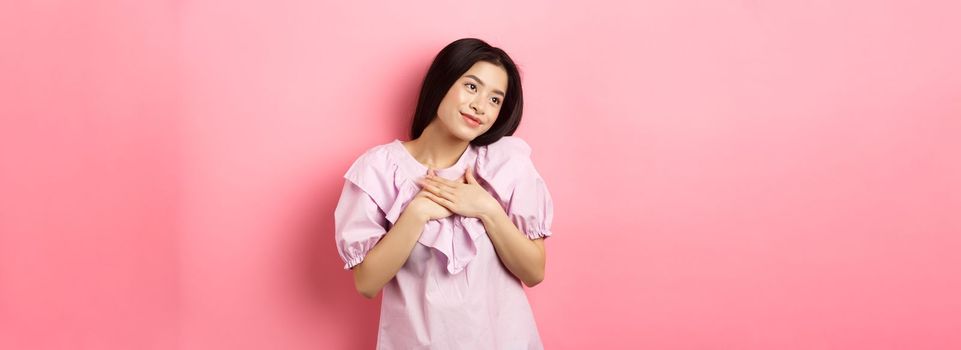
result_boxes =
[409,38,524,147]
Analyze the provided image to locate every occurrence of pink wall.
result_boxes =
[2,0,960,349]
[0,1,181,349]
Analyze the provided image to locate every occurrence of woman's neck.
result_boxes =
[403,123,470,170]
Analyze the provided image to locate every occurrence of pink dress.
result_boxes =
[333,136,554,349]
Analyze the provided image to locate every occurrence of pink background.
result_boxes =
[2,1,960,349]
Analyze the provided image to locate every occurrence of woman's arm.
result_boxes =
[351,209,428,299]
[478,207,546,287]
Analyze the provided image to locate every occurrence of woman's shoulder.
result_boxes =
[481,135,533,158]
[476,135,542,184]
[352,139,396,161]
[342,140,399,185]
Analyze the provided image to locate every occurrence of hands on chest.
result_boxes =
[410,167,502,221]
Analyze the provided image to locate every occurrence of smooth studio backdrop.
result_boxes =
[2,1,960,349]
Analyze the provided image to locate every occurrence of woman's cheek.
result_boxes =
[459,90,473,103]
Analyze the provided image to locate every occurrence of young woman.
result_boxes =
[334,38,554,349]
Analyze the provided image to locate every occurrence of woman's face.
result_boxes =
[434,61,509,141]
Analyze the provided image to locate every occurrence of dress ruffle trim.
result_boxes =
[382,149,488,275]
[345,138,534,275]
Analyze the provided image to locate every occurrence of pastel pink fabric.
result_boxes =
[333,136,553,349]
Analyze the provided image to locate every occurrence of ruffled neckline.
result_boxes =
[382,139,485,275]
[342,137,534,275]
[389,139,476,180]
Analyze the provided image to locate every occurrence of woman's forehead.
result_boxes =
[462,62,508,90]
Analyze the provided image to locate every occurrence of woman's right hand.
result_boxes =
[405,169,453,222]
[406,191,453,222]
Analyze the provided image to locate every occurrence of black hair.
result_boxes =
[409,38,524,146]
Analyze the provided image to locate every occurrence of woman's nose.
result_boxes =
[470,98,484,115]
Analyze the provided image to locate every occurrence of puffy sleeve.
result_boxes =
[476,136,555,240]
[334,180,388,269]
[333,147,393,270]
[509,168,555,240]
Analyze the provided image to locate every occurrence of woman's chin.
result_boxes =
[445,126,474,142]
[459,129,484,142]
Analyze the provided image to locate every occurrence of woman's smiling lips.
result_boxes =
[461,112,482,127]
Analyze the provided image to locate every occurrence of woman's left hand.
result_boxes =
[416,166,503,219]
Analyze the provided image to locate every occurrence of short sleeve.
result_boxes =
[506,161,555,240]
[333,179,389,269]
[476,136,555,240]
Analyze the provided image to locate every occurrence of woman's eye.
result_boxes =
[491,97,500,105]
[465,83,476,91]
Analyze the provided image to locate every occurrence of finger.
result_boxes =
[465,166,476,184]
[420,181,456,199]
[423,191,454,208]
[427,172,461,186]
[423,176,458,190]
[417,178,440,190]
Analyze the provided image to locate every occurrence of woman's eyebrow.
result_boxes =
[465,74,506,97]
